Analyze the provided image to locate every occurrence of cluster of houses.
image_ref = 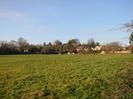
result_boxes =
[67,45,132,55]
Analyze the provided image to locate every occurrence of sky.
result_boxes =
[0,0,133,44]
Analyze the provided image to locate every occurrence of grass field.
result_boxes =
[0,54,133,99]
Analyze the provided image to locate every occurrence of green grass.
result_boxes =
[0,54,133,99]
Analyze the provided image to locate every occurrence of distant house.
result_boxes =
[76,45,90,53]
[91,45,102,51]
[115,50,131,54]
[101,45,131,54]
[100,51,105,54]
[75,45,132,54]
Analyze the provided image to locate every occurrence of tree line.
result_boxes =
[0,32,133,54]
[0,37,99,54]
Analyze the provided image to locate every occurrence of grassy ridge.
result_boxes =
[0,54,133,98]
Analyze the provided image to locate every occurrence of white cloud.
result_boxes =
[0,10,24,18]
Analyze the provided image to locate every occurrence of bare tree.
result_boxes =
[17,37,29,53]
[102,42,122,53]
[53,40,62,54]
[67,39,80,53]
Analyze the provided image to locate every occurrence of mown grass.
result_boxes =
[0,54,133,99]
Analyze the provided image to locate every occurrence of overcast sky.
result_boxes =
[0,0,133,44]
